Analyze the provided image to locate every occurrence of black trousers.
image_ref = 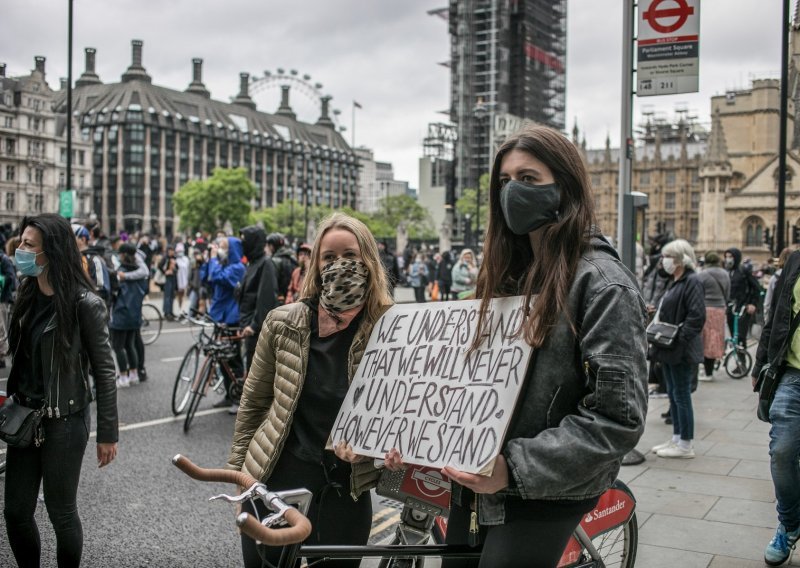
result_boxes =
[4,408,90,568]
[111,328,138,372]
[134,328,146,373]
[241,449,372,568]
[442,494,597,568]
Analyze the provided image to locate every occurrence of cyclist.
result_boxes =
[724,247,762,348]
[226,213,393,568]
[380,126,647,568]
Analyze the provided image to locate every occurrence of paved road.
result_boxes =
[0,289,792,567]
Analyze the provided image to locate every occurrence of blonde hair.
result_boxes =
[662,239,697,270]
[299,212,394,323]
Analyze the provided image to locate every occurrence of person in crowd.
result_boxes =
[364,126,647,568]
[697,250,730,380]
[73,224,115,308]
[408,253,429,303]
[724,247,762,348]
[649,239,705,459]
[427,252,441,300]
[378,240,401,296]
[238,225,279,383]
[266,232,298,304]
[437,250,455,301]
[3,214,118,567]
[175,242,191,313]
[764,247,794,325]
[227,213,393,568]
[0,241,18,368]
[159,246,178,321]
[752,248,800,565]
[642,234,674,399]
[136,234,155,271]
[182,248,207,318]
[109,243,147,388]
[203,235,245,410]
[286,242,312,304]
[451,248,478,300]
[114,237,150,383]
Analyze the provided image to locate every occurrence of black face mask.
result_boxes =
[499,180,561,235]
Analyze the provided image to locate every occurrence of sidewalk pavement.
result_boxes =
[627,365,788,567]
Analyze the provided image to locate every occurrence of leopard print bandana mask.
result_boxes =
[319,258,369,316]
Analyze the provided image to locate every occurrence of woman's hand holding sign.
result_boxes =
[442,454,509,495]
[334,441,370,464]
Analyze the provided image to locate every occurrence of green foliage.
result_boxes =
[374,194,437,240]
[455,173,490,230]
[174,168,258,234]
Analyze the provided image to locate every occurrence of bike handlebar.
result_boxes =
[171,454,312,547]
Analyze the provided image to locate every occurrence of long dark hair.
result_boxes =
[473,125,597,349]
[10,214,95,373]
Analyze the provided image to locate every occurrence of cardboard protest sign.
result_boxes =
[330,296,532,475]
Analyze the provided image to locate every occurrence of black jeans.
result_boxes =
[111,328,138,372]
[241,449,372,568]
[443,494,597,568]
[134,328,146,373]
[4,408,91,568]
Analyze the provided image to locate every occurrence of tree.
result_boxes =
[455,173,490,231]
[174,168,257,234]
[375,194,437,240]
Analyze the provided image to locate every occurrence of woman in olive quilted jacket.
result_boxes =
[227,212,393,568]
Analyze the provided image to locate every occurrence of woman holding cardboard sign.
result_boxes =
[226,213,393,568]
[384,126,648,568]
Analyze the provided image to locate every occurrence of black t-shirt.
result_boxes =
[17,289,56,403]
[284,303,364,464]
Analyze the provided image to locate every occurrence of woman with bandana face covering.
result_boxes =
[380,126,648,568]
[226,213,393,568]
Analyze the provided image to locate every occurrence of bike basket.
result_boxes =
[376,465,452,517]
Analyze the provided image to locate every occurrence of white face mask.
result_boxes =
[662,257,677,275]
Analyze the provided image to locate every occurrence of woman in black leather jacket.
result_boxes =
[3,214,118,567]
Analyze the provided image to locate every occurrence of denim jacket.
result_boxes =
[478,238,648,525]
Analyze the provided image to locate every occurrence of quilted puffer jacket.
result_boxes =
[226,300,390,498]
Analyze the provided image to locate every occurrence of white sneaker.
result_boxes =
[657,445,695,459]
[116,375,130,388]
[651,440,676,453]
[698,374,714,382]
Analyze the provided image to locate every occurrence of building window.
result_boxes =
[744,217,764,247]
[5,139,15,156]
[5,165,15,182]
[32,118,41,131]
[34,168,43,186]
[59,171,66,188]
[690,219,699,242]
[665,171,676,186]
[3,117,12,128]
[691,170,700,185]
[639,172,650,186]
[691,192,701,209]
[60,147,67,163]
[5,192,14,211]
[665,192,675,210]
[34,194,43,212]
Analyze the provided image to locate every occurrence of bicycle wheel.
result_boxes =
[724,348,753,379]
[172,344,200,415]
[140,304,163,345]
[184,360,213,433]
[574,512,638,568]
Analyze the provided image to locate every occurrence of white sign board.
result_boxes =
[636,0,700,97]
[330,297,533,475]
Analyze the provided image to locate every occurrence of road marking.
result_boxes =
[88,407,228,438]
[372,507,399,523]
[370,512,400,536]
[161,356,185,362]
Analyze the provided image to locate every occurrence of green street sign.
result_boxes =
[59,190,75,218]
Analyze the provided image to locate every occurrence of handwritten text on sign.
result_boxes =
[330,297,532,474]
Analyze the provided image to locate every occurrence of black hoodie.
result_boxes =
[724,247,761,309]
[238,226,278,332]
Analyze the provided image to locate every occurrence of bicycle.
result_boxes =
[140,303,163,345]
[173,455,638,567]
[182,328,244,433]
[720,305,754,379]
[171,314,229,416]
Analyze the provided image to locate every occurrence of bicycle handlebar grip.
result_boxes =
[172,454,259,489]
[236,509,312,546]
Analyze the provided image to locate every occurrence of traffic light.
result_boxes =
[764,227,773,251]
[793,226,800,245]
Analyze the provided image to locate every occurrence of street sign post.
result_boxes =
[59,190,75,218]
[637,0,701,97]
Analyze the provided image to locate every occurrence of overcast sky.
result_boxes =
[3,0,786,189]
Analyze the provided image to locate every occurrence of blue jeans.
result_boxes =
[663,361,695,441]
[163,276,176,316]
[769,369,800,531]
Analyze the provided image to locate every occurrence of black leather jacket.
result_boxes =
[7,290,119,443]
[754,250,800,378]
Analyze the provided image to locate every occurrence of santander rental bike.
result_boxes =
[173,455,638,567]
